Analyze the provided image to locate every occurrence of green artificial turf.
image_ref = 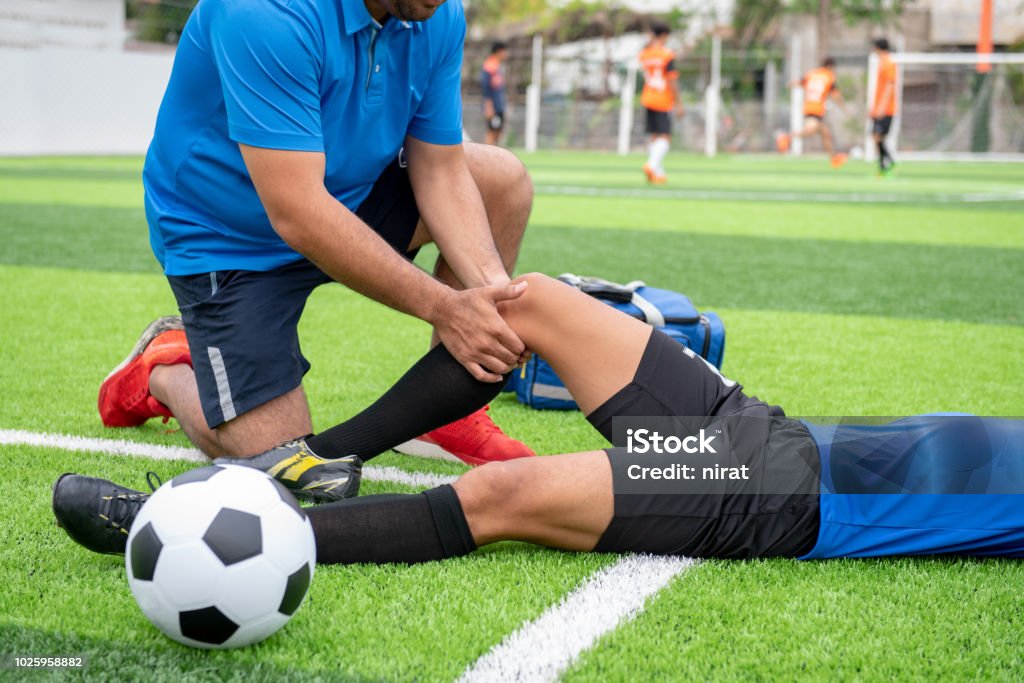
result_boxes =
[0,152,1021,681]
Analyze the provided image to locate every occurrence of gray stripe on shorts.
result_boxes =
[207,346,236,422]
[209,272,218,295]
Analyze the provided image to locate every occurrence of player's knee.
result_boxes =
[454,461,527,519]
[501,272,561,320]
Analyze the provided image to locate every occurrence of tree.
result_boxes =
[790,0,911,60]
[733,0,910,58]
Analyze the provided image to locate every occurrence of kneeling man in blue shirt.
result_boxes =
[96,0,535,498]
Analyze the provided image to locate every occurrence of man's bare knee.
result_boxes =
[467,145,533,217]
[496,151,533,214]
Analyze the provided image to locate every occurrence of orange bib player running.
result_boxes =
[639,23,683,184]
[870,38,897,175]
[775,57,848,168]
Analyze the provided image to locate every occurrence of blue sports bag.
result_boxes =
[506,274,726,410]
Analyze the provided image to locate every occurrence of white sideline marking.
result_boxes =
[0,429,458,489]
[458,554,696,683]
[535,184,1024,204]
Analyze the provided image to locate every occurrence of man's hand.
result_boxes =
[431,281,529,382]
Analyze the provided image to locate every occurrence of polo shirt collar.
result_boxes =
[341,0,423,34]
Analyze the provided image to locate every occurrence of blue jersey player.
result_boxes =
[57,274,1024,563]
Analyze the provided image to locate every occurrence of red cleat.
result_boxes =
[98,317,192,427]
[830,152,849,168]
[394,406,536,466]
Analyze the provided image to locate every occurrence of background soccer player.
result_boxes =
[58,274,1024,563]
[481,42,509,146]
[776,58,848,168]
[871,38,898,175]
[639,23,683,185]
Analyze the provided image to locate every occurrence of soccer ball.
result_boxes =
[125,465,316,649]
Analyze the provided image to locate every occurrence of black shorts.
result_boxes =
[872,116,893,136]
[166,155,420,429]
[804,114,823,122]
[645,109,672,135]
[486,112,505,132]
[588,330,821,559]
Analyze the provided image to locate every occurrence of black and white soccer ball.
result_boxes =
[125,465,316,649]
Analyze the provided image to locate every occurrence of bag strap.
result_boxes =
[558,273,641,301]
[558,273,665,327]
[629,291,666,327]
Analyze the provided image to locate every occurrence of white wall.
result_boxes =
[927,0,1024,46]
[0,0,125,51]
[0,46,174,155]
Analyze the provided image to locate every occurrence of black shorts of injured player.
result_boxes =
[55,273,1024,562]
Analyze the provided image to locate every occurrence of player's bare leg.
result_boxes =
[499,272,653,413]
[454,450,613,551]
[819,123,835,156]
[307,274,654,562]
[794,117,821,141]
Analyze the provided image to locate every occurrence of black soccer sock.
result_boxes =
[877,141,892,170]
[305,344,509,461]
[307,484,477,564]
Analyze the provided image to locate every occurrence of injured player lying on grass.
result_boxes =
[54,273,1024,561]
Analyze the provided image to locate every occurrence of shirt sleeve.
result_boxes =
[407,3,465,146]
[209,0,325,152]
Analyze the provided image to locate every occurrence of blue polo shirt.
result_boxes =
[143,0,465,275]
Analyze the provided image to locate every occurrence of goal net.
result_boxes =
[868,52,1024,162]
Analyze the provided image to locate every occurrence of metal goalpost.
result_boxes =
[864,51,1024,163]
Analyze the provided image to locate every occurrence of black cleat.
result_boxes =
[213,438,361,503]
[52,472,160,555]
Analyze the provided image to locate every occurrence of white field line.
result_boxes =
[458,554,696,683]
[534,184,1024,204]
[0,428,457,489]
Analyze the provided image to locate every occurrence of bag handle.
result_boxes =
[558,273,666,327]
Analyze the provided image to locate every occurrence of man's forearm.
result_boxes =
[276,190,451,324]
[407,144,508,288]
